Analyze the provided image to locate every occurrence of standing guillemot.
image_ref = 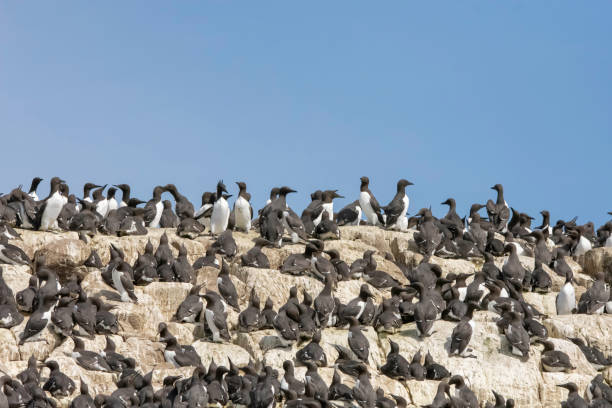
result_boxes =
[358,176,384,226]
[217,259,239,311]
[92,185,109,218]
[382,179,413,231]
[412,282,438,337]
[164,183,194,220]
[171,243,193,283]
[238,288,261,332]
[38,177,66,231]
[313,274,335,328]
[203,292,231,342]
[347,316,369,363]
[449,302,478,359]
[194,191,215,228]
[111,261,138,303]
[486,183,510,232]
[577,272,609,314]
[211,181,230,235]
[113,184,131,208]
[233,181,253,232]
[280,360,305,398]
[557,382,588,408]
[556,269,576,315]
[159,200,179,228]
[144,186,165,228]
[19,293,57,344]
[27,177,43,201]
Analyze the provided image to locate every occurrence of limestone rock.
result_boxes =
[192,340,251,368]
[582,247,612,283]
[34,238,89,275]
[384,313,545,407]
[543,315,612,355]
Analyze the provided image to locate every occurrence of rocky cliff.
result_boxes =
[0,226,610,407]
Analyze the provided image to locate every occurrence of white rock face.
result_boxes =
[1,226,609,408]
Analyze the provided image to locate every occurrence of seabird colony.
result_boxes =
[0,177,610,408]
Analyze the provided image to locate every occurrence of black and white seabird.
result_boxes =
[71,336,112,372]
[556,269,576,315]
[449,302,478,359]
[383,179,413,231]
[240,238,272,268]
[504,311,530,359]
[217,260,239,311]
[536,340,575,372]
[296,330,327,367]
[557,382,588,408]
[238,287,261,332]
[19,293,57,344]
[347,317,369,363]
[380,339,410,381]
[569,337,612,371]
[313,274,335,328]
[0,236,31,266]
[373,297,402,334]
[174,284,204,323]
[42,360,76,397]
[158,323,203,367]
[413,282,438,337]
[358,176,384,226]
[335,200,362,226]
[233,182,253,232]
[425,351,451,380]
[159,200,179,228]
[303,361,328,402]
[111,260,138,303]
[449,375,479,408]
[113,184,131,208]
[280,360,305,398]
[144,186,165,228]
[164,183,195,220]
[27,177,43,201]
[486,184,510,232]
[577,272,610,315]
[211,181,231,235]
[203,292,231,342]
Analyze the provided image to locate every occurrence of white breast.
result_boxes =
[40,192,65,230]
[574,236,592,256]
[96,199,109,218]
[149,201,164,228]
[211,199,230,234]
[556,283,575,315]
[234,196,251,230]
[359,192,378,225]
[107,198,118,212]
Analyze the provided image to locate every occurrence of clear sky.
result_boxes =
[1,2,611,226]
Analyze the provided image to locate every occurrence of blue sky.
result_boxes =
[1,2,611,226]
